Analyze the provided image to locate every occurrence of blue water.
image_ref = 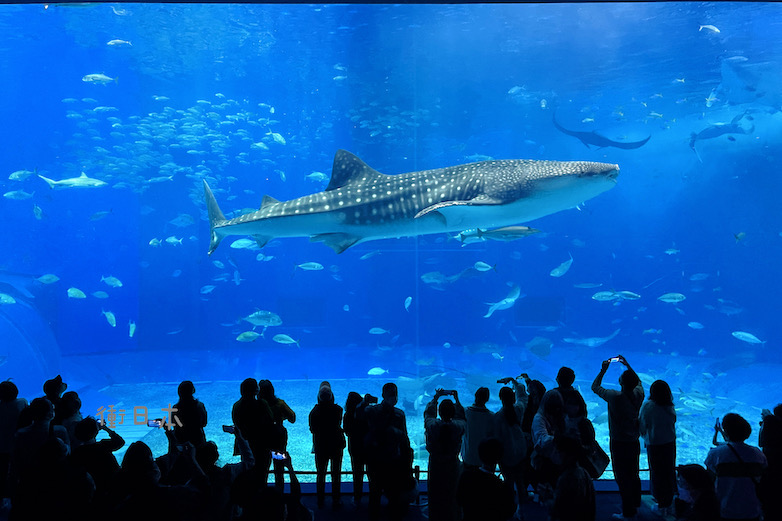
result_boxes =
[1,2,781,470]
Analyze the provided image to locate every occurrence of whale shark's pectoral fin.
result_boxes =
[415,196,504,220]
[310,233,362,254]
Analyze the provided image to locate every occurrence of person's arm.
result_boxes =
[512,377,528,409]
[713,418,725,446]
[592,360,611,398]
[425,389,444,423]
[235,426,255,468]
[100,422,125,452]
[452,390,466,420]
[281,399,296,423]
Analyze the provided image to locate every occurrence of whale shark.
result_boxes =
[203,150,619,254]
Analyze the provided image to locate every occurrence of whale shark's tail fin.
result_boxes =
[203,180,227,255]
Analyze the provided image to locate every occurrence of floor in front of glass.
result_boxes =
[62,345,780,483]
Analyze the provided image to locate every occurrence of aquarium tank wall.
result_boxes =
[1,2,780,477]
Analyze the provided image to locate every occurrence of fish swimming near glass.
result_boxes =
[203,149,619,254]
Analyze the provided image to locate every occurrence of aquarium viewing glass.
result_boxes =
[0,2,780,478]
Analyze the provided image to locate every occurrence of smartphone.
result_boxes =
[96,418,104,428]
[147,419,162,428]
[222,425,236,434]
[271,451,287,461]
[608,356,620,363]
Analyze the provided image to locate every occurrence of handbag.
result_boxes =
[582,439,610,479]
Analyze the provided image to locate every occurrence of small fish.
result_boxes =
[369,327,389,335]
[128,320,136,338]
[404,296,412,312]
[212,260,225,269]
[3,190,34,200]
[148,238,162,247]
[92,291,109,299]
[574,282,603,289]
[165,236,183,246]
[359,250,380,261]
[102,309,117,327]
[731,331,765,344]
[592,291,619,302]
[0,293,16,305]
[230,238,257,250]
[67,287,86,299]
[699,24,720,33]
[658,292,686,303]
[268,132,286,145]
[550,254,573,277]
[33,204,43,220]
[9,169,35,181]
[172,269,183,278]
[734,232,746,243]
[90,210,112,221]
[367,367,389,376]
[474,261,495,272]
[101,275,123,288]
[343,304,350,312]
[492,352,504,361]
[200,285,216,295]
[237,331,262,342]
[296,262,324,271]
[107,39,131,46]
[37,274,60,284]
[688,273,709,281]
[82,73,118,84]
[688,322,705,330]
[272,334,299,346]
[664,248,680,255]
[306,172,329,183]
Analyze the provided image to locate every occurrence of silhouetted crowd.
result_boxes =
[1,358,781,521]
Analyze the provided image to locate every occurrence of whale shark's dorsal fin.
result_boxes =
[327,150,384,191]
[260,195,280,209]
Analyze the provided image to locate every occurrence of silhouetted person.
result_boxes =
[457,438,516,521]
[639,379,676,516]
[9,397,69,497]
[365,382,413,521]
[494,375,529,518]
[674,464,719,521]
[44,374,68,425]
[194,425,255,521]
[519,375,545,492]
[344,390,371,506]
[174,380,208,447]
[424,388,466,521]
[232,378,274,483]
[462,386,494,469]
[592,355,643,521]
[70,417,124,507]
[705,412,767,521]
[10,436,94,521]
[17,374,67,429]
[59,391,84,449]
[0,380,26,501]
[531,389,566,506]
[230,452,312,521]
[112,440,207,521]
[552,367,587,439]
[550,435,595,521]
[759,404,782,521]
[259,379,296,492]
[308,381,345,509]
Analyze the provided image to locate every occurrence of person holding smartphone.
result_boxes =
[592,355,644,521]
[424,388,466,521]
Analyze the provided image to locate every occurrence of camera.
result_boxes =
[365,394,378,404]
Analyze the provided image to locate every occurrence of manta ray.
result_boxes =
[553,116,651,150]
[203,150,619,254]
